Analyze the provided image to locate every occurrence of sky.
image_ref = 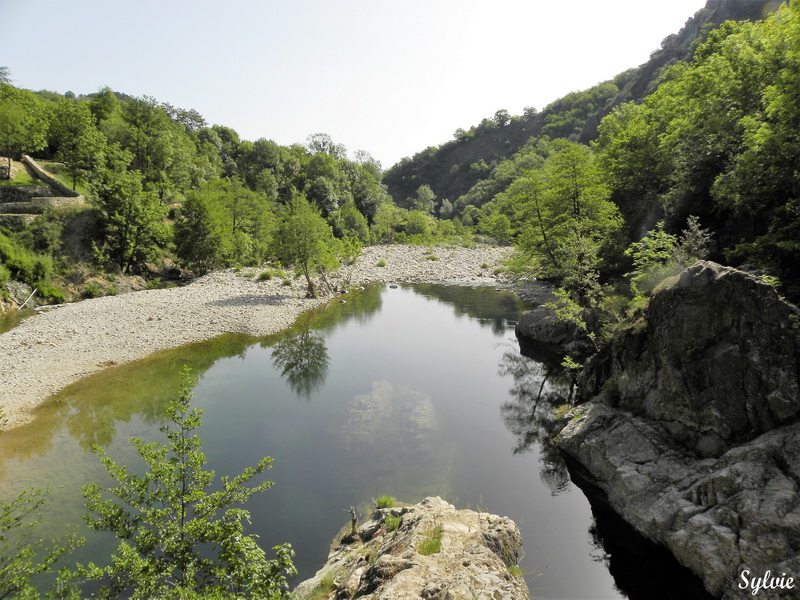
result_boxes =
[0,0,708,169]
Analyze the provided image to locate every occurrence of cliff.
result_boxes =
[292,497,529,600]
[557,262,800,599]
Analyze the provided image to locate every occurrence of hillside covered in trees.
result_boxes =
[0,0,798,312]
[382,0,778,214]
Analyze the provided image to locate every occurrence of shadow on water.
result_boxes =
[497,348,573,496]
[567,456,717,600]
[410,282,523,335]
[502,319,715,599]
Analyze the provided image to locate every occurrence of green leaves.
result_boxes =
[79,368,295,599]
[272,195,340,298]
[509,140,622,303]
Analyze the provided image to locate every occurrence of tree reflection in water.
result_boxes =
[267,325,330,400]
[497,346,572,495]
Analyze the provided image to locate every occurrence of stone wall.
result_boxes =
[22,155,81,198]
[0,186,53,203]
[0,157,15,180]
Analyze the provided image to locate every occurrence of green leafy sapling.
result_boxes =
[78,368,296,599]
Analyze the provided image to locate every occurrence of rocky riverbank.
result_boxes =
[292,497,529,600]
[0,245,510,429]
[552,262,800,599]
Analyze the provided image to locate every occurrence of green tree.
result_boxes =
[272,196,340,298]
[410,184,436,215]
[0,84,50,158]
[78,370,295,599]
[50,99,107,188]
[174,192,227,274]
[91,167,169,273]
[0,410,83,599]
[305,132,346,159]
[511,141,622,303]
[0,66,10,85]
[330,198,369,243]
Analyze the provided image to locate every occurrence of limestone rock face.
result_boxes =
[292,497,529,600]
[580,261,800,458]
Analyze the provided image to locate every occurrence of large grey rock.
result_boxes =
[580,261,800,457]
[293,497,529,600]
[558,261,800,598]
[515,305,596,363]
[559,404,800,600]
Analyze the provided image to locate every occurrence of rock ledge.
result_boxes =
[292,497,529,600]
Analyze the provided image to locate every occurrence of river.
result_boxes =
[0,283,710,598]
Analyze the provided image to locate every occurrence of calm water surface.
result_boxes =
[0,284,704,598]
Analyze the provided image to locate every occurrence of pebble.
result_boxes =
[0,245,511,429]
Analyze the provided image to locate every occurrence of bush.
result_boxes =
[38,283,65,303]
[82,282,104,298]
[375,495,395,509]
[0,232,54,287]
[77,369,297,598]
[384,515,401,532]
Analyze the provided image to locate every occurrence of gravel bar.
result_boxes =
[0,245,510,429]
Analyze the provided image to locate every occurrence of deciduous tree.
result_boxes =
[78,369,296,599]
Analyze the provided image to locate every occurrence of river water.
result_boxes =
[0,284,710,598]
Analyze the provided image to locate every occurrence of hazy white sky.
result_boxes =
[1,0,708,168]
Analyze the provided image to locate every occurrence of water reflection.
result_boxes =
[0,335,256,473]
[268,326,329,399]
[410,283,523,335]
[497,347,573,495]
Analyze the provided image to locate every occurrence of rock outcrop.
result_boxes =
[580,261,800,458]
[558,262,800,599]
[515,304,596,364]
[292,497,529,600]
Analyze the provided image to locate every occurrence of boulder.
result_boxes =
[580,261,800,458]
[515,305,596,364]
[292,497,529,600]
[558,261,800,598]
[559,403,800,600]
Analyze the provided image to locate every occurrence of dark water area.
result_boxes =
[0,284,710,598]
[0,307,34,334]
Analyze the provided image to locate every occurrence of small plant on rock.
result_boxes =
[375,495,395,509]
[417,525,442,556]
[384,515,401,532]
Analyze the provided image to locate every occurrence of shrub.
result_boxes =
[77,369,296,598]
[384,515,401,532]
[38,283,65,303]
[376,260,387,268]
[375,495,395,509]
[417,526,442,556]
[82,282,104,298]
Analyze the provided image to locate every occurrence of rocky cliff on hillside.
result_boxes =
[292,497,529,600]
[558,262,800,599]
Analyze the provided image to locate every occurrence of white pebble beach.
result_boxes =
[0,245,511,429]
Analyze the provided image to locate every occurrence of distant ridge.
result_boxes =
[383,0,777,209]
